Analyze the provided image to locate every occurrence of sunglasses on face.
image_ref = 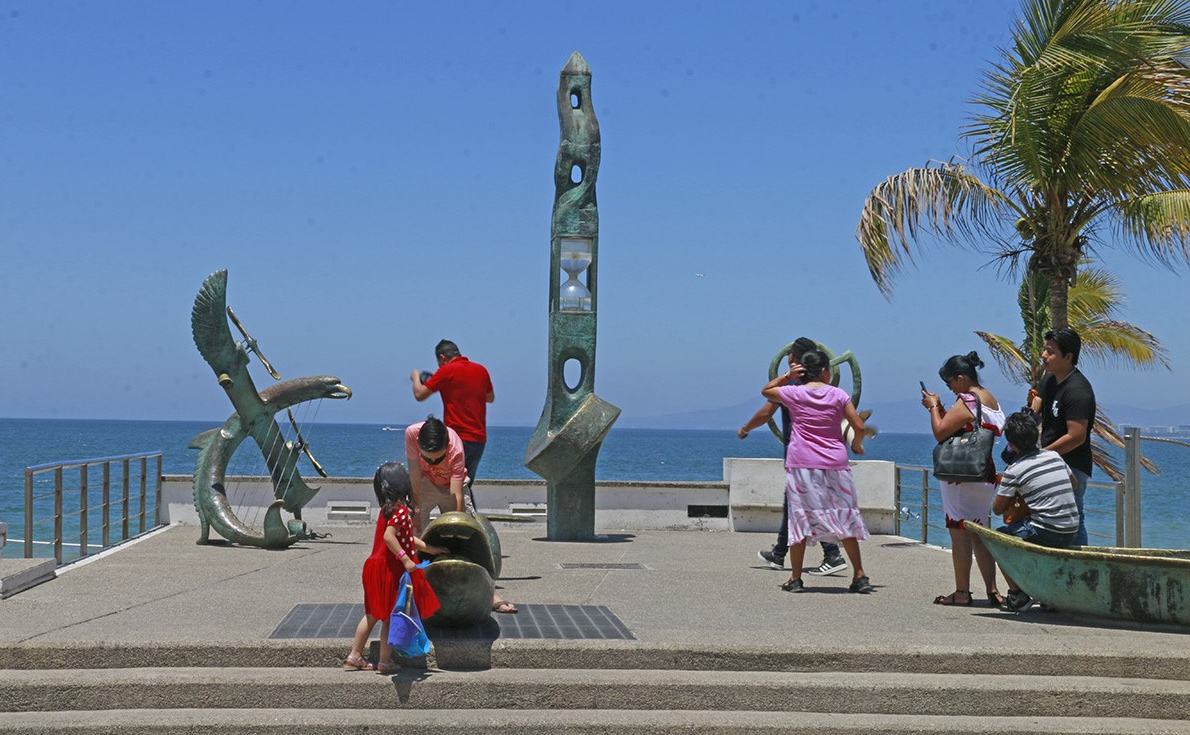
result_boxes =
[420,451,445,465]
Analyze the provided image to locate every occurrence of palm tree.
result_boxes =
[976,264,1167,479]
[856,0,1190,328]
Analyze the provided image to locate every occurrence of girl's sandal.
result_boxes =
[375,660,400,675]
[343,654,375,671]
[933,590,973,606]
[986,590,1006,607]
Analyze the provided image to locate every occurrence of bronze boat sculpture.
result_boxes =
[967,523,1190,626]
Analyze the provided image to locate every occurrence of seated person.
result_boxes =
[991,411,1080,611]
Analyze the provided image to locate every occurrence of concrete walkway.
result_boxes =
[0,523,1186,676]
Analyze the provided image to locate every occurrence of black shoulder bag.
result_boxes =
[932,393,996,483]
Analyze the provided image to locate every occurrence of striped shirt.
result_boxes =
[996,449,1079,533]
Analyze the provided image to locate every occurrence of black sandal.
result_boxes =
[780,577,805,593]
[933,590,972,606]
[986,590,1005,607]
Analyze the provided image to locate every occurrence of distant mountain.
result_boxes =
[625,397,1190,434]
[618,398,760,431]
[623,396,930,434]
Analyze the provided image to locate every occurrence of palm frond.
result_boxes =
[855,162,1012,296]
[1091,405,1160,480]
[1112,188,1190,261]
[1078,320,1172,369]
[973,331,1032,385]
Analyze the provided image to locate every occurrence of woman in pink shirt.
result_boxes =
[761,349,873,594]
[405,416,469,534]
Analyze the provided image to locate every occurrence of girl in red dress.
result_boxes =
[345,462,446,673]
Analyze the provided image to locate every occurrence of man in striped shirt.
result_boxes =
[991,411,1079,611]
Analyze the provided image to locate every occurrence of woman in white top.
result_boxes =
[921,351,1006,607]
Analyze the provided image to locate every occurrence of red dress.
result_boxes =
[360,505,439,620]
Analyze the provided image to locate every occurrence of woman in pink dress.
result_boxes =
[762,349,873,594]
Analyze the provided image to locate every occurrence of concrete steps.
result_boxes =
[2,709,1190,735]
[1,667,1189,719]
[1,642,1189,681]
[3,642,1188,733]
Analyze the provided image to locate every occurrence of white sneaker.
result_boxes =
[806,557,848,576]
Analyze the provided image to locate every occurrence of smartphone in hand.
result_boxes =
[919,381,928,392]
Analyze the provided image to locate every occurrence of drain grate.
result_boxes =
[558,563,647,570]
[269,603,634,640]
[270,603,363,639]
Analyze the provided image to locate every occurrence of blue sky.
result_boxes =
[2,1,1186,428]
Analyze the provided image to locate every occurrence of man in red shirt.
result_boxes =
[410,339,495,503]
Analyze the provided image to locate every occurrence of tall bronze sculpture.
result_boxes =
[189,269,351,548]
[524,51,620,541]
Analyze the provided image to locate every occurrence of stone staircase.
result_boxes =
[0,644,1188,734]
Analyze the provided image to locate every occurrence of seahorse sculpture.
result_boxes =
[189,269,351,548]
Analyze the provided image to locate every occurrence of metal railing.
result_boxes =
[893,464,1127,547]
[21,452,164,564]
[1123,427,1190,549]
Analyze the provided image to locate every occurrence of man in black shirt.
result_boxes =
[1035,327,1095,545]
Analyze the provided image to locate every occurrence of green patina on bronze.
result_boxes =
[765,341,865,443]
[189,269,351,548]
[421,511,501,626]
[968,523,1190,626]
[524,51,620,541]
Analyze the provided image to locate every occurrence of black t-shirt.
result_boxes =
[1039,368,1096,476]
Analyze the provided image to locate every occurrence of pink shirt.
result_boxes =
[404,421,467,488]
[776,384,851,470]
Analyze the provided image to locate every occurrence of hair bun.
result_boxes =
[965,351,984,369]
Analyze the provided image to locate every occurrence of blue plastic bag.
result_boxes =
[388,565,432,657]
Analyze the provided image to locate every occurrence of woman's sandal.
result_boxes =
[779,577,805,593]
[933,590,973,606]
[343,653,375,671]
[375,659,400,675]
[986,590,1006,607]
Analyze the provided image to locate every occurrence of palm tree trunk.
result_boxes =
[1048,275,1069,329]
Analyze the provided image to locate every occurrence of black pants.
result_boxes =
[462,441,486,506]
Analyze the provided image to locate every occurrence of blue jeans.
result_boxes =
[1070,468,1089,545]
[774,493,841,561]
[998,519,1077,549]
[462,441,486,506]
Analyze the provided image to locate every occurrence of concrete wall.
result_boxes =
[163,459,896,535]
[724,458,895,535]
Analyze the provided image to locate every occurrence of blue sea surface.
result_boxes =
[0,418,1186,554]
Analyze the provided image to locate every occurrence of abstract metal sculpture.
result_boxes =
[189,269,351,548]
[524,51,620,541]
[765,340,873,443]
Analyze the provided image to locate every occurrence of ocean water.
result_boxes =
[1,418,1187,555]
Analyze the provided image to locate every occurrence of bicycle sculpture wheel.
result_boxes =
[189,269,351,548]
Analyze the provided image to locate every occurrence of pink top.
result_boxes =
[776,384,852,470]
[404,421,468,488]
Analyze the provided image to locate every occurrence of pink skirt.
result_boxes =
[785,467,870,546]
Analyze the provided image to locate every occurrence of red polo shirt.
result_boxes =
[423,356,492,442]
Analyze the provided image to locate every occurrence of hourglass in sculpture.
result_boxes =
[524,51,620,541]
